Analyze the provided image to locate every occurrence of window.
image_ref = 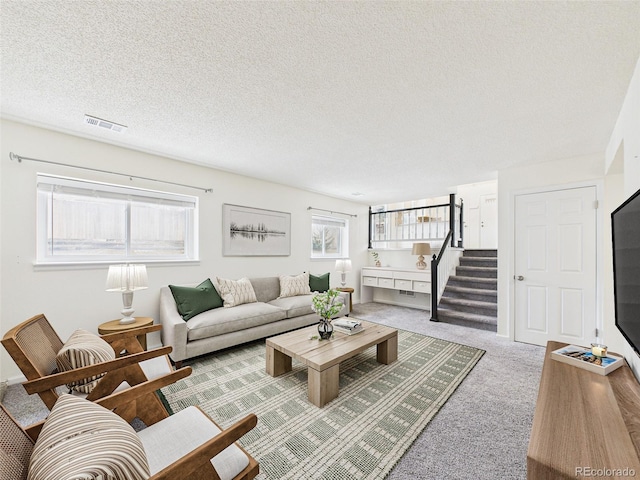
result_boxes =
[37,174,198,264]
[311,215,349,259]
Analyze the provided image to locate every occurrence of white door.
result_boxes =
[463,207,480,249]
[514,186,597,346]
[479,193,498,248]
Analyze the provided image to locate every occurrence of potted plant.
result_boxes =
[311,289,344,340]
[370,250,381,267]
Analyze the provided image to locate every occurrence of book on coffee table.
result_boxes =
[334,319,363,335]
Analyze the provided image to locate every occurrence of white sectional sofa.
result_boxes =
[159,275,350,366]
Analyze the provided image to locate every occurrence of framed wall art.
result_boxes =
[222,204,291,256]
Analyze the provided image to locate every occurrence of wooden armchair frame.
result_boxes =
[1,375,259,480]
[148,410,259,480]
[2,313,189,426]
[99,376,259,480]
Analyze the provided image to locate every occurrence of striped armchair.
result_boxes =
[2,313,189,426]
[1,394,259,480]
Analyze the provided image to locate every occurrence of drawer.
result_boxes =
[413,281,431,293]
[377,277,394,288]
[394,279,412,290]
[362,268,386,277]
[362,276,378,287]
[394,271,430,281]
[362,268,379,277]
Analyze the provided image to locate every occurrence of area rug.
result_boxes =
[160,324,484,479]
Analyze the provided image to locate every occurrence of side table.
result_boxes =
[337,287,354,313]
[98,317,153,350]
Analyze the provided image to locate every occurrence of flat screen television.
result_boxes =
[612,187,640,355]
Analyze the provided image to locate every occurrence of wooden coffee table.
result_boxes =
[266,320,398,407]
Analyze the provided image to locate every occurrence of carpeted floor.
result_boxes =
[160,327,484,479]
[2,303,544,479]
[355,303,545,480]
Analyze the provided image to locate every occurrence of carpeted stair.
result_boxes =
[437,249,497,331]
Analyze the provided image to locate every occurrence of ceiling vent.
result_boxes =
[84,115,127,133]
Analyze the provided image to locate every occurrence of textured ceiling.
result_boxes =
[2,1,639,205]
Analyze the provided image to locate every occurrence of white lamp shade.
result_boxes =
[335,259,352,273]
[106,264,148,292]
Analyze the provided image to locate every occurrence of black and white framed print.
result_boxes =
[222,204,291,256]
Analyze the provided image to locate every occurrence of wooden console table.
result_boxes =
[528,341,640,479]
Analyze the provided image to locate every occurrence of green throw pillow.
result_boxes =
[169,278,223,321]
[309,272,330,293]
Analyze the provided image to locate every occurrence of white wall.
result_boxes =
[496,153,605,340]
[606,59,640,193]
[0,119,370,382]
[605,55,640,377]
[602,171,625,349]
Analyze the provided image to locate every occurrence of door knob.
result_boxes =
[516,275,524,281]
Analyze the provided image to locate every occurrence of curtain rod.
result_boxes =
[9,152,213,193]
[307,206,357,217]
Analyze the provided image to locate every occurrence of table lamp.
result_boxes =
[335,259,352,287]
[106,264,148,324]
[411,243,431,270]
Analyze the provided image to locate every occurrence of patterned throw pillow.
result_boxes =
[279,272,312,298]
[215,277,258,308]
[55,329,116,394]
[28,394,150,480]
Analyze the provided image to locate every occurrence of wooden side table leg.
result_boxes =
[266,345,291,377]
[337,287,354,316]
[308,365,339,407]
[377,333,398,365]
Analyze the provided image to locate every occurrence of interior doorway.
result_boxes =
[458,180,497,249]
[479,193,497,249]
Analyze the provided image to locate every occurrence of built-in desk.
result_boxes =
[361,267,431,310]
[528,341,640,479]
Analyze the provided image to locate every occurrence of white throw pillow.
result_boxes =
[55,329,116,394]
[215,277,258,307]
[28,394,150,480]
[279,272,311,298]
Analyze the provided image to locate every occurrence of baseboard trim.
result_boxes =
[7,374,27,386]
[0,380,7,403]
[368,299,430,312]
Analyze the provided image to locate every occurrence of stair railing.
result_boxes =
[431,229,455,321]
[368,194,463,249]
